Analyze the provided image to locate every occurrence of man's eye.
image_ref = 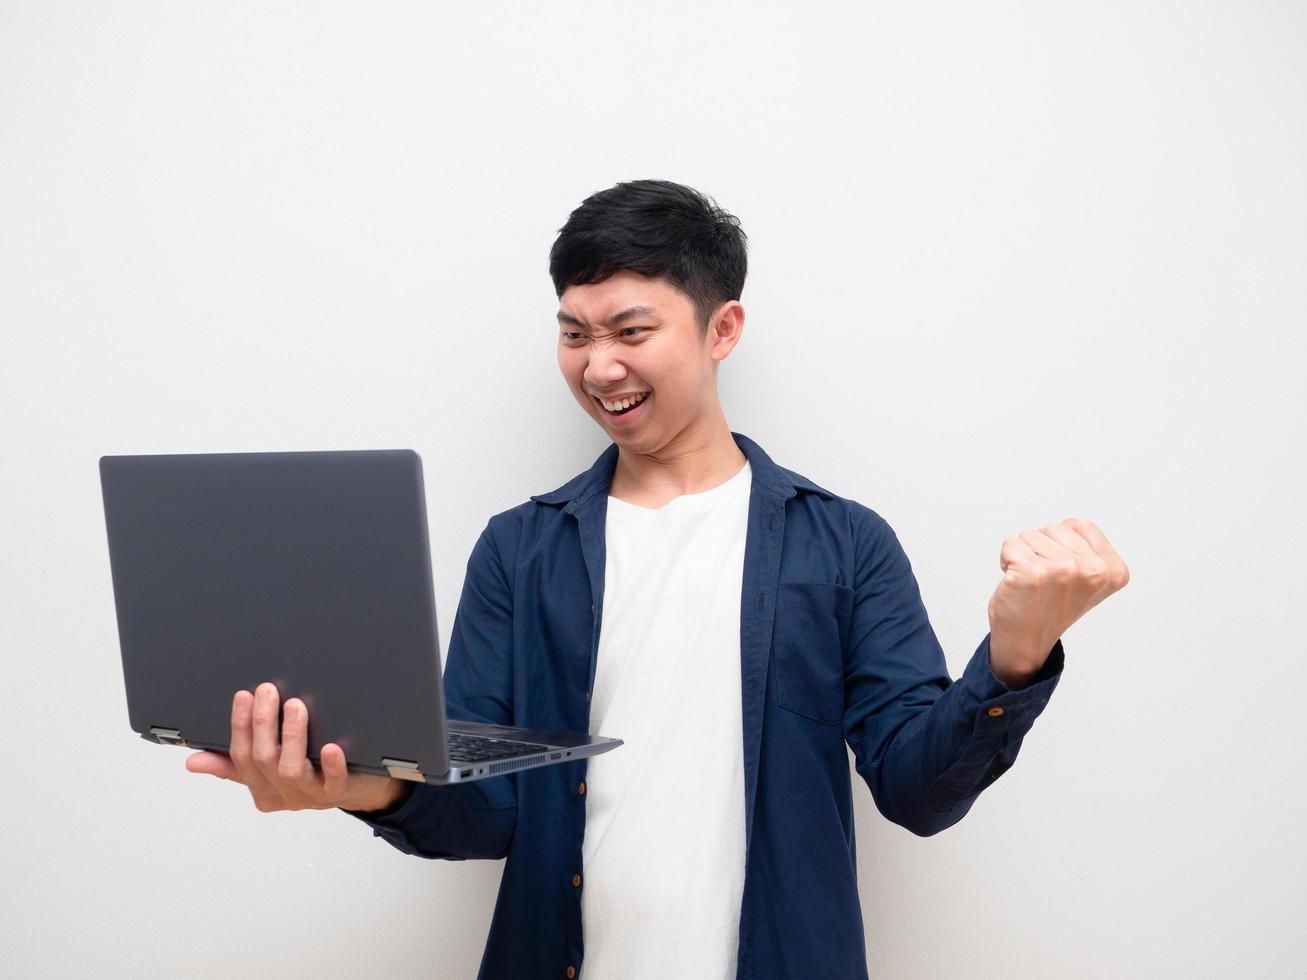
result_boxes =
[561,328,646,341]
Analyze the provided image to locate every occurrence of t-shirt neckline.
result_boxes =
[606,460,752,517]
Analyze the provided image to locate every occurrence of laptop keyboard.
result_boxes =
[447,731,551,764]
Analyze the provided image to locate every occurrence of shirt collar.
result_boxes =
[529,431,835,511]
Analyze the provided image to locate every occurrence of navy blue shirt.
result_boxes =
[344,431,1064,979]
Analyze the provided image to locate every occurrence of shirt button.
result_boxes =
[578,781,586,796]
[591,604,596,615]
[572,873,582,887]
[584,691,591,703]
[566,967,576,979]
[987,706,1005,717]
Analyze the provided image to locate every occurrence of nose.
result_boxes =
[583,341,628,391]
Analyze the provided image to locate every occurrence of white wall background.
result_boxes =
[2,2,1303,977]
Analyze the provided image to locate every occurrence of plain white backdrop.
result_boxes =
[2,2,1304,977]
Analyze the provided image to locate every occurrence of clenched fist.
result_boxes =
[987,517,1130,686]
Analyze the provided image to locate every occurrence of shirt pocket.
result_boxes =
[772,582,852,726]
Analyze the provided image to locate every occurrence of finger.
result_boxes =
[321,743,350,800]
[1061,518,1130,583]
[999,535,1039,573]
[1042,523,1117,602]
[1018,528,1078,563]
[250,681,283,782]
[1041,522,1099,561]
[186,750,240,781]
[228,689,273,795]
[278,698,319,791]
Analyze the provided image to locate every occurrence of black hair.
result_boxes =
[549,178,748,335]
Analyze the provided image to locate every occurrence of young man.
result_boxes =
[187,179,1129,979]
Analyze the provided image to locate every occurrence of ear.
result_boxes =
[708,301,744,364]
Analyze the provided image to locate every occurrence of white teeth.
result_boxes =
[601,391,648,412]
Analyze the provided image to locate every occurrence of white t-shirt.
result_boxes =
[581,459,753,979]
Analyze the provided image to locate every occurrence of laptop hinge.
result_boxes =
[150,727,187,746]
[382,757,424,782]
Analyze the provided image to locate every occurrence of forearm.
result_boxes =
[349,779,415,815]
[341,775,518,860]
[853,634,1064,836]
[987,646,1045,690]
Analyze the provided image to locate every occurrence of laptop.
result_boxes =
[98,448,622,785]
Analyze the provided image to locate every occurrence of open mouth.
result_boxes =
[594,392,649,417]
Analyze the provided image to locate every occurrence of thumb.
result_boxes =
[186,750,239,781]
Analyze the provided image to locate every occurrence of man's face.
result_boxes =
[556,269,732,455]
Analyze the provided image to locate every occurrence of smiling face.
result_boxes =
[556,269,743,456]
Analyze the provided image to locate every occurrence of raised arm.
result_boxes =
[842,508,1065,837]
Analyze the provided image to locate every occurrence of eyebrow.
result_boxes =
[556,305,660,329]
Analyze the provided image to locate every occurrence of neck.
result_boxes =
[609,407,747,505]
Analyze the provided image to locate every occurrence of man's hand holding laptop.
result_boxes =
[184,681,413,814]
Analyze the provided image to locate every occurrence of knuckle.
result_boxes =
[278,758,302,781]
[252,745,278,767]
[1083,559,1110,582]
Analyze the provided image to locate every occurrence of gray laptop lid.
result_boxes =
[99,449,457,780]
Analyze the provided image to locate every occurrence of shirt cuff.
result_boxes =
[339,782,428,845]
[959,633,1065,736]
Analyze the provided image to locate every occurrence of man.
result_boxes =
[186,179,1130,979]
